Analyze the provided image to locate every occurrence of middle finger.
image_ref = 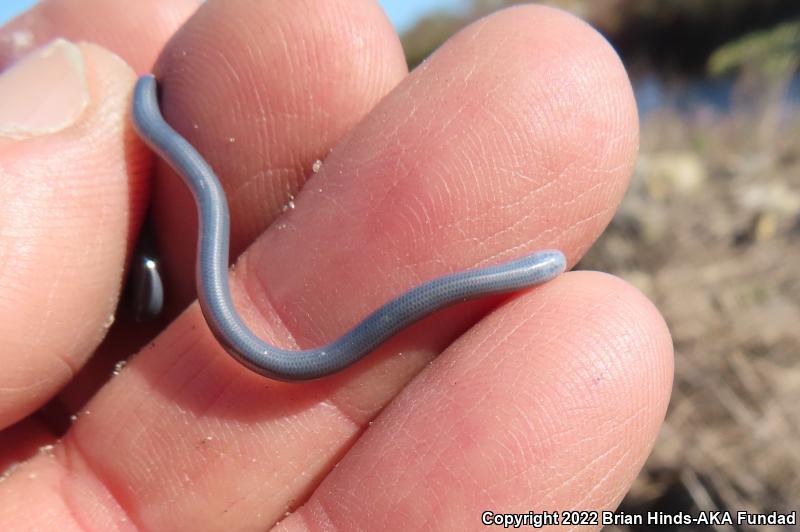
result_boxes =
[150,0,409,309]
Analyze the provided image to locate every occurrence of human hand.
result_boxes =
[0,1,673,530]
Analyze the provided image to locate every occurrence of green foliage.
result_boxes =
[708,20,800,78]
[401,0,800,74]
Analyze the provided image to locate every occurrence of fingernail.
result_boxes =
[0,38,89,140]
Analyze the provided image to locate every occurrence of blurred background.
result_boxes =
[2,1,798,529]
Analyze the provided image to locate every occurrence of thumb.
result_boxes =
[0,39,151,428]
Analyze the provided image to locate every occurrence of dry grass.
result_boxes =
[579,82,800,529]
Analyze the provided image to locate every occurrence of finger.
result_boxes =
[150,0,408,308]
[279,272,674,530]
[0,0,199,72]
[0,5,639,530]
[0,40,148,428]
[52,0,408,415]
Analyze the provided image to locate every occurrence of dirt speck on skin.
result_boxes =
[312,159,323,173]
[0,463,19,482]
[112,360,127,376]
[282,195,296,212]
[38,444,55,456]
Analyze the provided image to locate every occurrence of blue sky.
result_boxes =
[379,0,466,31]
[0,0,466,31]
[0,0,38,25]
